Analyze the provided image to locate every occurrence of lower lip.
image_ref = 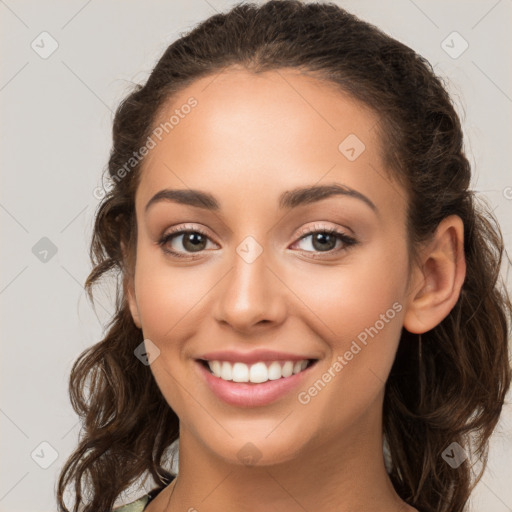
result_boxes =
[196,360,317,408]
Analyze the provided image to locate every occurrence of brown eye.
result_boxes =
[158,227,217,258]
[179,232,208,252]
[305,232,339,252]
[292,226,357,257]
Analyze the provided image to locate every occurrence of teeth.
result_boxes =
[207,359,310,383]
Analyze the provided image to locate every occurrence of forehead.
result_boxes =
[135,67,400,217]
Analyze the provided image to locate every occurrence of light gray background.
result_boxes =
[1,1,511,511]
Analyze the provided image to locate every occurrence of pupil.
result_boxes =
[313,232,336,251]
[184,232,206,252]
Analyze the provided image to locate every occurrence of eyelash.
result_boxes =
[158,224,211,259]
[157,223,358,260]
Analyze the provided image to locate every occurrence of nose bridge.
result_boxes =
[213,232,286,330]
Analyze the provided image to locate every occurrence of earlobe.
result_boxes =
[403,215,466,334]
[125,277,142,329]
[121,240,142,329]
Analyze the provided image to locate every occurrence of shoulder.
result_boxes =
[112,475,174,512]
[112,494,150,512]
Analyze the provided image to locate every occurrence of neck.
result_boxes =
[163,402,411,512]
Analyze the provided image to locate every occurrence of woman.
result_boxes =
[57,1,511,511]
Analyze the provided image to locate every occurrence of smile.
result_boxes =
[196,358,319,407]
[201,359,315,383]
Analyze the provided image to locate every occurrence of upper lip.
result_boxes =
[196,349,319,365]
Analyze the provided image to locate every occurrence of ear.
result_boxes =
[121,240,142,329]
[403,215,466,334]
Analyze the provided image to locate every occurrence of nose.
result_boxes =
[213,242,287,333]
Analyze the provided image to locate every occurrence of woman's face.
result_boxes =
[127,68,413,466]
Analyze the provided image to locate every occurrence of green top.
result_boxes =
[113,494,150,512]
[112,475,174,511]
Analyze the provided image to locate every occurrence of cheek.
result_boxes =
[133,244,217,341]
[292,245,407,341]
[291,244,407,399]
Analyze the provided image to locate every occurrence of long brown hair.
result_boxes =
[57,2,512,511]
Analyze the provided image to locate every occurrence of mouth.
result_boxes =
[197,358,318,384]
[195,357,319,408]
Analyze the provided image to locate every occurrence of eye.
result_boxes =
[290,223,358,259]
[158,224,217,259]
[158,223,358,260]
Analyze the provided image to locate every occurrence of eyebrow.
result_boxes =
[144,183,378,214]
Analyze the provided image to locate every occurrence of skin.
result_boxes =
[125,67,466,512]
